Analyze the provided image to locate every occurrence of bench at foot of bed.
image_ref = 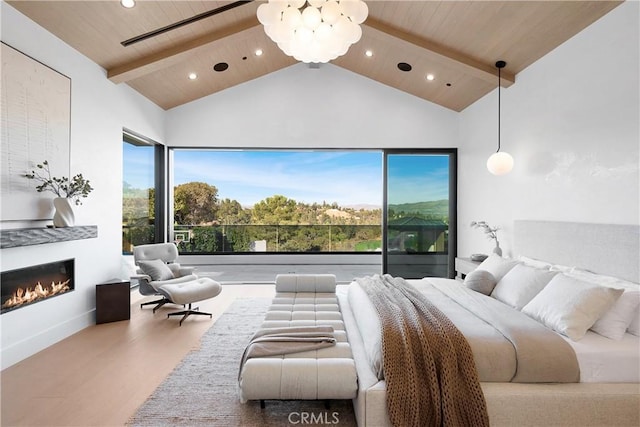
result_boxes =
[239,274,358,403]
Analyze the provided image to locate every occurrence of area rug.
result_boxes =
[127,298,357,427]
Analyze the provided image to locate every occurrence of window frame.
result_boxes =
[167,147,456,274]
[122,129,166,254]
[382,148,458,278]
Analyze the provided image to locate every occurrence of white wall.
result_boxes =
[457,1,639,258]
[166,60,460,271]
[0,1,166,369]
[166,62,459,149]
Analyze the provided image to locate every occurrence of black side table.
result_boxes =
[96,280,131,324]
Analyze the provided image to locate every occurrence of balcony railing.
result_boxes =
[171,224,382,254]
[122,223,155,254]
[123,223,448,255]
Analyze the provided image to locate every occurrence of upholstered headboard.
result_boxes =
[514,220,639,283]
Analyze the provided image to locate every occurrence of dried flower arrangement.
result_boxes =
[24,160,93,205]
[470,221,500,244]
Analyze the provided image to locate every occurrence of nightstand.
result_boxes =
[455,257,482,281]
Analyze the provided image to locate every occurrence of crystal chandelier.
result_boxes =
[257,0,369,64]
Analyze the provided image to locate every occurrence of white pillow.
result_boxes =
[521,274,624,341]
[464,270,497,295]
[518,255,552,270]
[476,254,520,282]
[137,259,175,281]
[567,268,638,290]
[565,268,640,337]
[591,290,640,340]
[628,310,640,336]
[491,264,558,310]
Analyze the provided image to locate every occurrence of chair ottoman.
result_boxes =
[159,277,222,326]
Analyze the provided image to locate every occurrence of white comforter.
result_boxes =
[348,276,580,383]
[344,277,640,383]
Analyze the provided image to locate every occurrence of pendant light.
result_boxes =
[487,60,514,175]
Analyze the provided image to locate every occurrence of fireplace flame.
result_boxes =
[2,279,71,309]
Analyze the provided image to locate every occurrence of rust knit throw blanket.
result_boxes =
[356,274,489,427]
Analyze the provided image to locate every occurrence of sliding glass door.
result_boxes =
[383,150,457,279]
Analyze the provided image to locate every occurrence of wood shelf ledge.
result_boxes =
[1,225,98,248]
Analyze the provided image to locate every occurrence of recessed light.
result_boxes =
[120,0,135,8]
[188,73,197,80]
[365,50,373,57]
[255,49,263,56]
[425,74,435,81]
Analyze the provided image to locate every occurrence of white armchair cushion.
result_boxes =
[137,259,175,281]
[159,277,222,305]
[149,274,198,288]
[133,242,179,264]
[166,263,195,278]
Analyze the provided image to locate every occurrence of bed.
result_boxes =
[338,220,640,426]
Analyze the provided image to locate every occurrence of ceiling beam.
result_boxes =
[364,17,516,87]
[108,18,260,84]
[110,15,516,88]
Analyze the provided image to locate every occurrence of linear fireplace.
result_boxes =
[1,259,75,314]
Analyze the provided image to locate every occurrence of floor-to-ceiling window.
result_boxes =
[166,148,456,278]
[384,150,457,278]
[122,130,164,254]
[170,149,383,254]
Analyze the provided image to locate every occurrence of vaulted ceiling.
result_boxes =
[7,1,622,112]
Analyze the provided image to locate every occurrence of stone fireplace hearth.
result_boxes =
[1,259,75,314]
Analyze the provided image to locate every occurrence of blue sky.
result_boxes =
[123,143,155,190]
[173,150,382,207]
[124,147,449,207]
[387,154,450,205]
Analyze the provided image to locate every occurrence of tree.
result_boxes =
[189,226,219,252]
[252,195,299,225]
[218,198,250,224]
[148,188,155,221]
[174,182,218,225]
[122,182,155,250]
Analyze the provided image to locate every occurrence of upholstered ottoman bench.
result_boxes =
[239,274,358,404]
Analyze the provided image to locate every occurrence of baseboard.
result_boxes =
[1,309,95,370]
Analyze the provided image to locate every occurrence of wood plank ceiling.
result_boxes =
[7,1,622,112]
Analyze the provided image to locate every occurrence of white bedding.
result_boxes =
[344,278,640,384]
[563,330,640,383]
[340,221,640,426]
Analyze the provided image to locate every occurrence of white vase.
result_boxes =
[53,197,75,227]
[493,241,502,257]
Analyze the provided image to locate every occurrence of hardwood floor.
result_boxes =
[1,284,275,426]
